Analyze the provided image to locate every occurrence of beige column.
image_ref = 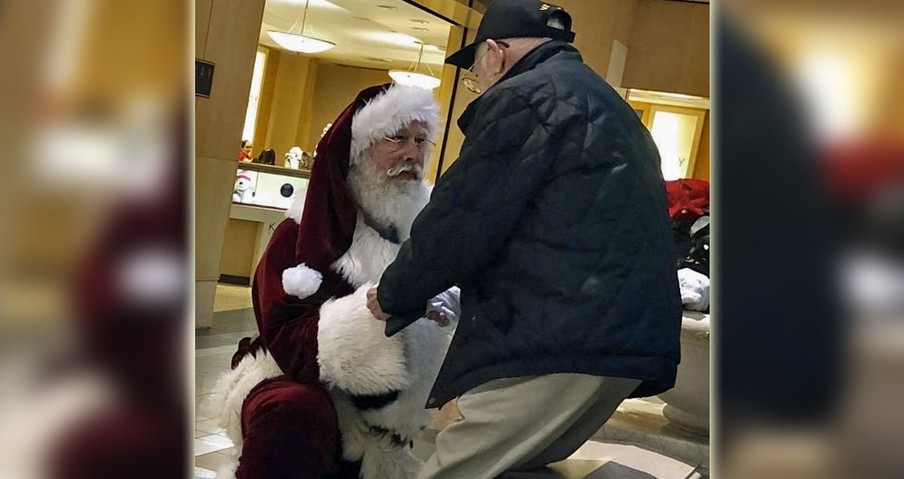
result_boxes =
[554,0,641,79]
[622,0,710,98]
[552,0,709,97]
[428,24,479,179]
[195,0,267,328]
[264,53,318,159]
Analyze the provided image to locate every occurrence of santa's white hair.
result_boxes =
[350,84,439,163]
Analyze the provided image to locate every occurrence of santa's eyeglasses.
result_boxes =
[381,135,435,152]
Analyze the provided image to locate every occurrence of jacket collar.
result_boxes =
[457,40,582,132]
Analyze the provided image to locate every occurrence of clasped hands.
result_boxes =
[366,286,460,328]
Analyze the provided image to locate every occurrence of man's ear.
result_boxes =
[485,39,506,76]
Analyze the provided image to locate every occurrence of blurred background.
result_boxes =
[0,0,189,478]
[716,0,903,478]
[0,0,900,477]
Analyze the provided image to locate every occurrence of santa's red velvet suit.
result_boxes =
[211,84,456,479]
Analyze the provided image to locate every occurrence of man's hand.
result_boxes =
[366,287,390,321]
[367,287,451,327]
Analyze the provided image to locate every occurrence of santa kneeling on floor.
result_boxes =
[211,83,460,479]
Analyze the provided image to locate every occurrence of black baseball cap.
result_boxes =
[445,0,575,69]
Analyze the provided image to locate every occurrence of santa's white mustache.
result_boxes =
[386,163,422,177]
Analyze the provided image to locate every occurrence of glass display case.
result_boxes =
[221,163,311,286]
[232,162,310,210]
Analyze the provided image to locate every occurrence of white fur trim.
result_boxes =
[359,317,451,437]
[214,455,239,479]
[350,84,439,162]
[317,284,411,395]
[282,264,323,299]
[330,393,369,461]
[332,216,402,288]
[355,317,452,479]
[284,192,306,223]
[325,317,453,479]
[331,392,424,479]
[206,350,283,450]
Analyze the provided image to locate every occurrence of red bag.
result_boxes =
[665,179,710,223]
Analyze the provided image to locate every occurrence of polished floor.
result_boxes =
[195,285,705,478]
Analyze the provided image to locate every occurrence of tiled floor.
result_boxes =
[195,284,705,478]
[195,286,256,478]
[214,284,254,312]
[594,398,709,467]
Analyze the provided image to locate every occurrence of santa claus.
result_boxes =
[211,84,459,479]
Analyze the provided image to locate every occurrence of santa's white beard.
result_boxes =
[347,155,430,241]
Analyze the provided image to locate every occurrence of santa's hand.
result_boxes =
[426,287,460,327]
[366,287,390,321]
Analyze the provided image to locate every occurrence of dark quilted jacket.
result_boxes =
[378,40,681,407]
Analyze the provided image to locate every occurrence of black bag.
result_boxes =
[679,214,709,276]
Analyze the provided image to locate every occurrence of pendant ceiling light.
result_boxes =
[267,0,335,54]
[389,42,441,90]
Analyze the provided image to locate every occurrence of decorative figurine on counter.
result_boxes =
[300,151,314,170]
[284,146,303,169]
[312,123,332,161]
[252,148,276,165]
[233,171,255,202]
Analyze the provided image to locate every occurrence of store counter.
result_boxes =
[219,163,310,285]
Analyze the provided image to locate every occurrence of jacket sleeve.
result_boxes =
[378,89,564,323]
[251,220,349,383]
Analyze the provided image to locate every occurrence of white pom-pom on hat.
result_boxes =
[282,264,323,299]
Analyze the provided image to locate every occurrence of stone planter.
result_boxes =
[658,311,710,435]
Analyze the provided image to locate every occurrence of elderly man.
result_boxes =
[367,1,681,478]
[212,84,459,479]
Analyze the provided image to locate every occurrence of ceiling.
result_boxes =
[627,88,710,109]
[260,0,453,71]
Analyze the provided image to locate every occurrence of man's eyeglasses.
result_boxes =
[461,40,509,94]
[381,135,436,152]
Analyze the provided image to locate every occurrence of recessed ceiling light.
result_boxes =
[412,27,429,32]
[410,19,429,24]
[388,71,441,90]
[376,4,397,9]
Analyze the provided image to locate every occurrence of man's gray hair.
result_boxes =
[496,37,552,55]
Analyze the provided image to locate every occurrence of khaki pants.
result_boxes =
[418,373,641,479]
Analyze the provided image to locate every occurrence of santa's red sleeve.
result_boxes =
[251,219,353,384]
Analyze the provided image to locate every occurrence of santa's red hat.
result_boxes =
[280,83,439,299]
